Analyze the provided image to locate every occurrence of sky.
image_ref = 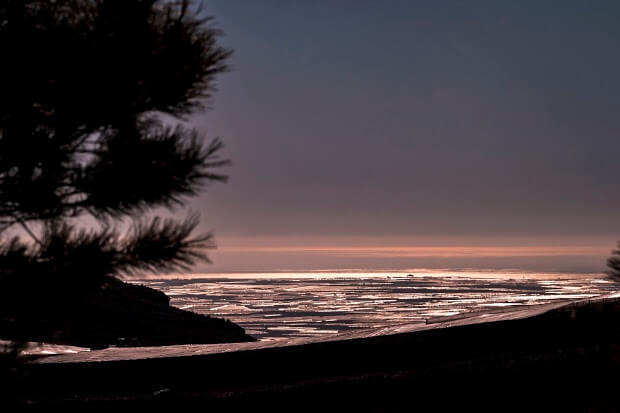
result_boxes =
[184,1,620,273]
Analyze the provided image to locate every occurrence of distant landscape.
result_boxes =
[135,270,618,340]
[3,0,620,409]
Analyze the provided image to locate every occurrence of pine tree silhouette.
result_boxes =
[606,243,620,282]
[0,1,230,295]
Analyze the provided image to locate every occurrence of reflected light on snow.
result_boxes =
[134,270,619,341]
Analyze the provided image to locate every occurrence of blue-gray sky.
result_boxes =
[185,1,620,272]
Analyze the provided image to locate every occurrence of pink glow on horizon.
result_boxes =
[193,235,618,274]
[222,245,608,258]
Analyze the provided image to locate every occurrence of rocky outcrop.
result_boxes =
[0,275,254,349]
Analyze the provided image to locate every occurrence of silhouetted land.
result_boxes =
[7,293,620,411]
[0,276,253,349]
[0,0,238,356]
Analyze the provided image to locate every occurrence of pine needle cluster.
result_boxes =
[0,0,231,284]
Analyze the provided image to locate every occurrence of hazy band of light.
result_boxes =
[221,246,608,258]
[135,269,606,280]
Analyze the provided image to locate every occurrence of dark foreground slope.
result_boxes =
[0,275,254,348]
[10,293,620,411]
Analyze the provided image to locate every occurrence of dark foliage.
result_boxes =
[606,242,620,282]
[0,0,231,284]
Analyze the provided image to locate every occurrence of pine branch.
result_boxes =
[117,214,214,275]
[0,1,231,285]
[80,121,229,218]
[606,243,620,282]
[0,216,213,285]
